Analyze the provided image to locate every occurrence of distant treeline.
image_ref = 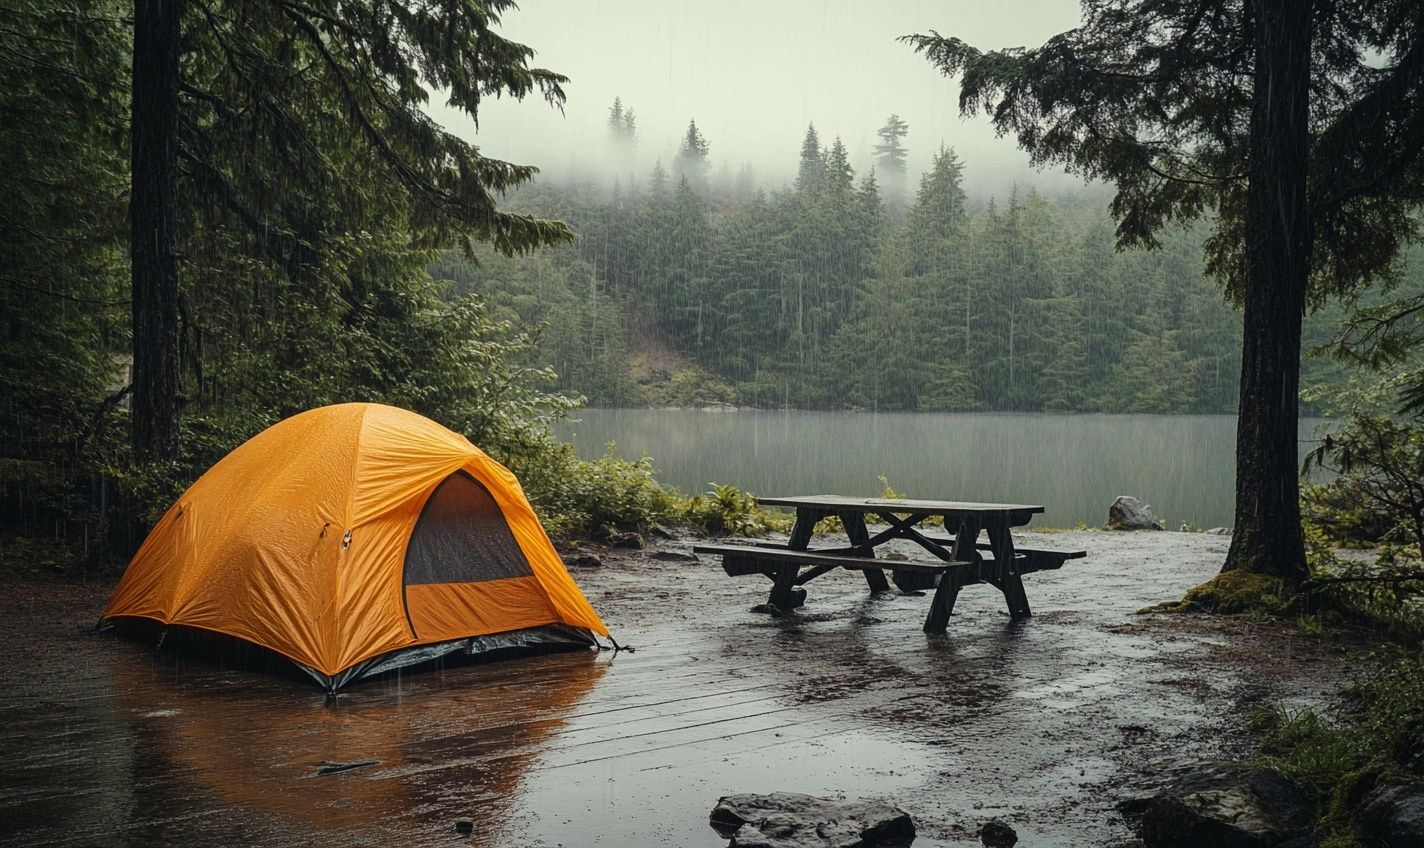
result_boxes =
[439,125,1402,413]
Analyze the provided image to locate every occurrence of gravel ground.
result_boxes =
[0,529,1370,847]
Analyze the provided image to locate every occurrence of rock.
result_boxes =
[651,549,699,563]
[1205,527,1232,536]
[1121,762,1313,848]
[980,818,1017,847]
[569,553,602,569]
[648,524,676,540]
[1356,783,1424,847]
[709,792,915,847]
[608,531,644,549]
[1108,496,1162,531]
[454,819,474,835]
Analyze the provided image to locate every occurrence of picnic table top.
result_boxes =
[755,494,1045,515]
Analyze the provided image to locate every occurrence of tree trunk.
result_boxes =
[130,0,183,462]
[1222,0,1311,581]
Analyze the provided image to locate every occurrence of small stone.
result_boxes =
[569,553,602,569]
[710,792,915,847]
[454,820,474,835]
[608,531,644,549]
[1205,527,1231,536]
[980,819,1018,847]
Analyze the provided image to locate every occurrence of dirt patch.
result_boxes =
[0,530,1374,847]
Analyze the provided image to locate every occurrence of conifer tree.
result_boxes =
[873,114,910,210]
[128,0,574,461]
[795,124,824,199]
[907,0,1424,580]
[675,119,710,188]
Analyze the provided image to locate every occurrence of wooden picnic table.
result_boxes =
[694,494,1084,632]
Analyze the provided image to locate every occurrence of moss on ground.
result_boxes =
[1143,569,1298,616]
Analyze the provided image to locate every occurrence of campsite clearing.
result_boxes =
[0,529,1366,847]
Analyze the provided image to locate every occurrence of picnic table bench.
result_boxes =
[692,495,1085,633]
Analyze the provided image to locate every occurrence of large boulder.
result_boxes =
[710,792,915,848]
[1120,762,1313,848]
[1108,496,1163,531]
[1356,783,1424,847]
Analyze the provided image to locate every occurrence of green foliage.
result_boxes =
[682,484,789,537]
[903,2,1424,305]
[1303,372,1424,557]
[1253,647,1424,845]
[638,367,738,408]
[509,442,679,540]
[0,0,655,564]
[498,145,1347,414]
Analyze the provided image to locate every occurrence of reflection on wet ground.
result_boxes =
[0,530,1361,846]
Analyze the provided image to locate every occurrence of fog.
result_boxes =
[428,0,1088,197]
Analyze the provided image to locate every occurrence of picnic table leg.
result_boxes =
[842,512,890,592]
[987,520,1032,618]
[921,514,984,630]
[768,563,804,610]
[924,568,963,632]
[765,507,823,609]
[786,507,825,550]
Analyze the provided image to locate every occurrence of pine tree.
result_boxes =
[126,0,575,461]
[608,97,625,136]
[907,0,1424,579]
[608,96,636,148]
[794,124,824,200]
[675,119,710,188]
[873,114,910,211]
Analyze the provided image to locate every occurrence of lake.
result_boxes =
[554,410,1332,530]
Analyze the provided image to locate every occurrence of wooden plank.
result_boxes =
[692,544,967,575]
[757,495,1045,514]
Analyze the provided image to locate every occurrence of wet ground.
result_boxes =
[0,529,1367,847]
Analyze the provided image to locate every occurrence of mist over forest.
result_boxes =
[437,103,1414,414]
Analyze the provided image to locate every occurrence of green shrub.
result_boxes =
[509,441,680,540]
[1254,647,1424,846]
[682,483,791,536]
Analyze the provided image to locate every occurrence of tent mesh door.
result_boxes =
[403,471,533,586]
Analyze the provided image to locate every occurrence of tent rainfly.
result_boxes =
[101,403,609,690]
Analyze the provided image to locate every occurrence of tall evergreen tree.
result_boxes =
[873,114,910,210]
[795,124,825,199]
[608,96,636,148]
[129,0,575,462]
[675,119,710,188]
[130,0,183,461]
[907,0,1424,580]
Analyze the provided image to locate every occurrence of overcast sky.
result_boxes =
[428,0,1089,196]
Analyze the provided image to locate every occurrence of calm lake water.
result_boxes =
[555,410,1332,530]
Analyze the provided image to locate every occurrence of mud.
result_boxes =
[0,530,1369,847]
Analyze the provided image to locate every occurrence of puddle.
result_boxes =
[0,531,1368,847]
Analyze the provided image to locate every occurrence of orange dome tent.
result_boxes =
[102,403,608,690]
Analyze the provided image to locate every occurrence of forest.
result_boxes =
[4,0,1424,845]
[442,108,1418,414]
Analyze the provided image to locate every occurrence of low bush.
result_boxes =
[682,483,791,537]
[1253,647,1424,847]
[509,441,680,541]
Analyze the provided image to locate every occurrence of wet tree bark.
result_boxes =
[130,0,183,462]
[1223,0,1311,581]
